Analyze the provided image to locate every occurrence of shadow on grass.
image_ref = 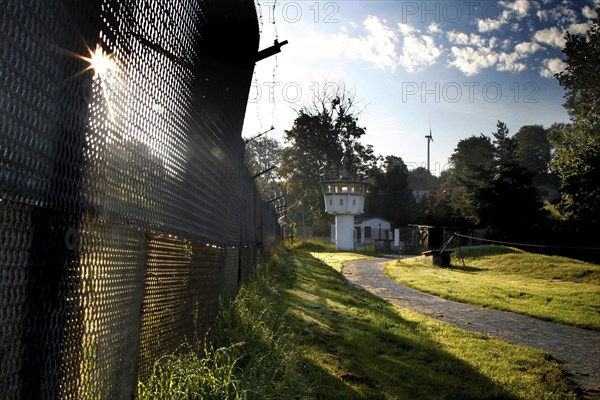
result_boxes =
[283,250,517,400]
[446,264,487,273]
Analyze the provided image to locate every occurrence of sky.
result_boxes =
[242,0,598,176]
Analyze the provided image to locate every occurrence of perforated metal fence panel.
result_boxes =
[0,0,277,398]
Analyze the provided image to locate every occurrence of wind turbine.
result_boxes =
[425,118,433,173]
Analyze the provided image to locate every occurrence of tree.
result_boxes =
[244,135,283,201]
[421,188,474,227]
[492,121,517,168]
[407,167,439,192]
[513,125,551,175]
[279,83,376,225]
[470,121,544,239]
[446,134,495,188]
[551,8,600,227]
[436,135,495,225]
[514,124,559,202]
[365,156,419,225]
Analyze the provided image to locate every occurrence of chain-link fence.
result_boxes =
[1,0,277,398]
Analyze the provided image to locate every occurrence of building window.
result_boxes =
[329,199,332,206]
[365,226,371,238]
[340,198,343,206]
[353,199,356,206]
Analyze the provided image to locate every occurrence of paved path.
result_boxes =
[343,257,600,392]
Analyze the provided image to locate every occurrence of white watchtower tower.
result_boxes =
[320,156,368,251]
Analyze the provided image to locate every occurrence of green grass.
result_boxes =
[289,238,382,257]
[308,251,370,272]
[136,342,244,399]
[288,238,338,253]
[284,250,578,399]
[137,251,310,399]
[385,245,600,330]
[138,246,580,399]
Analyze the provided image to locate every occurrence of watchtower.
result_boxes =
[320,156,368,250]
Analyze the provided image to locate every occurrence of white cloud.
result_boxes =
[447,31,469,45]
[540,58,566,78]
[495,41,541,72]
[448,46,498,76]
[394,22,444,72]
[486,36,497,48]
[497,52,526,72]
[537,9,549,20]
[478,16,506,32]
[447,31,497,48]
[427,22,442,34]
[446,32,489,47]
[289,16,400,71]
[582,5,596,19]
[360,16,401,70]
[515,41,543,55]
[550,6,578,25]
[446,32,499,75]
[399,35,443,72]
[500,0,531,18]
[293,16,444,73]
[397,22,416,35]
[568,22,589,34]
[477,1,531,32]
[446,35,541,76]
[534,26,566,48]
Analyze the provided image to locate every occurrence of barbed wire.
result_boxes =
[270,54,278,130]
[252,70,263,132]
[254,0,264,34]
[271,1,279,40]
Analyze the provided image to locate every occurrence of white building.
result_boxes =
[356,217,392,244]
[329,217,392,247]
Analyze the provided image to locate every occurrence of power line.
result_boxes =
[454,233,600,251]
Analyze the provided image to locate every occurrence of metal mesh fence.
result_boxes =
[1,0,277,398]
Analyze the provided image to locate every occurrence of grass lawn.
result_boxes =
[385,245,600,331]
[138,244,580,399]
[281,248,578,399]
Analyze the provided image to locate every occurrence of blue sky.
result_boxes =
[242,0,598,175]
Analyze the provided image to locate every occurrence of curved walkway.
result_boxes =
[343,257,600,392]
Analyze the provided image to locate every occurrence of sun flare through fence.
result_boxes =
[0,0,278,398]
